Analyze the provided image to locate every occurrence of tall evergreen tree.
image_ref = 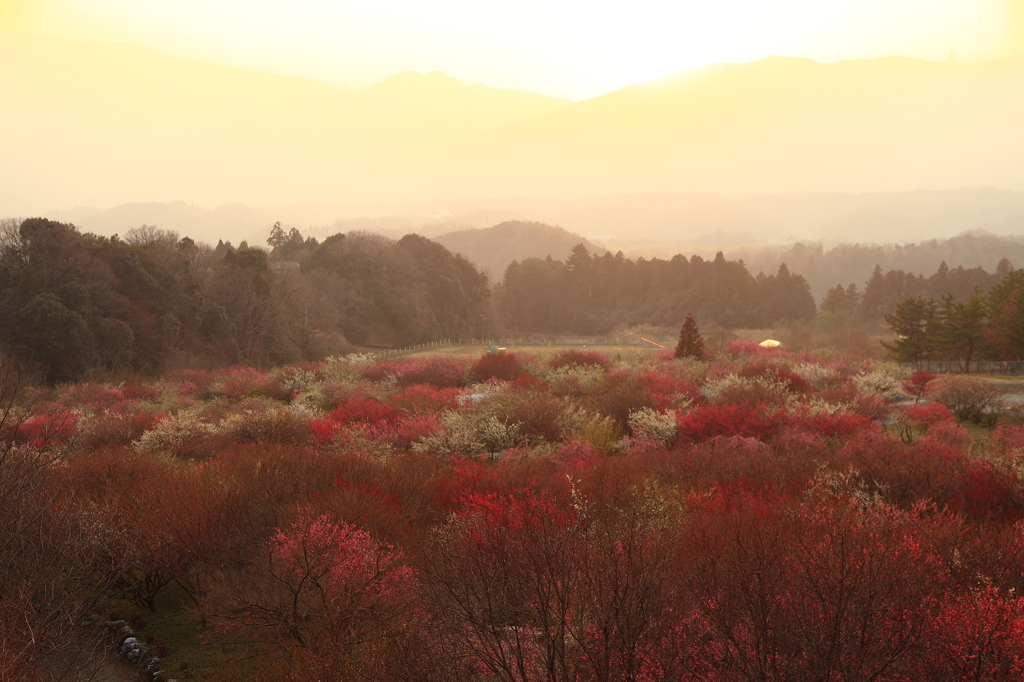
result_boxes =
[986,269,1024,359]
[881,297,936,363]
[674,313,705,360]
[933,291,986,372]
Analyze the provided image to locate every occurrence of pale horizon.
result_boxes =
[2,0,1021,100]
[2,2,1022,244]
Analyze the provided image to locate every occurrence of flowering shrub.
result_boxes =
[792,361,847,389]
[390,384,460,415]
[905,402,954,431]
[552,439,602,462]
[499,392,564,444]
[992,424,1024,457]
[701,374,792,407]
[674,404,789,444]
[378,414,444,450]
[914,587,1024,679]
[541,364,606,395]
[223,507,419,672]
[281,368,321,395]
[794,409,874,438]
[737,361,809,393]
[635,371,699,409]
[548,349,610,370]
[15,348,1024,679]
[627,407,678,443]
[271,509,416,601]
[901,369,936,402]
[511,375,549,392]
[121,385,159,401]
[132,409,220,459]
[412,404,525,455]
[169,369,218,395]
[854,368,902,398]
[308,397,400,446]
[468,353,526,382]
[56,382,123,410]
[78,410,167,448]
[212,366,268,399]
[16,410,80,448]
[363,358,466,388]
[221,407,311,444]
[930,375,1005,423]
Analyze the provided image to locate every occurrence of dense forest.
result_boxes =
[497,246,816,333]
[4,216,1024,385]
[742,231,1024,300]
[877,267,1024,367]
[0,218,490,383]
[819,259,1012,322]
[433,221,605,279]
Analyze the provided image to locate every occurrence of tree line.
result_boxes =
[498,245,817,333]
[820,259,1011,323]
[881,266,1024,367]
[0,219,490,383]
[4,214,1019,384]
[743,231,1024,301]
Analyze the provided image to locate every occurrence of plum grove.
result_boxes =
[4,343,1024,680]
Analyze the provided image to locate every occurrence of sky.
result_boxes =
[2,0,1022,99]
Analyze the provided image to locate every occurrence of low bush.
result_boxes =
[674,403,789,444]
[930,375,1004,422]
[222,407,311,444]
[132,409,222,459]
[549,349,610,370]
[468,353,526,383]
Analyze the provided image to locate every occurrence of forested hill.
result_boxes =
[819,258,1013,322]
[434,221,605,279]
[739,231,1024,300]
[494,241,1020,336]
[0,218,490,383]
[7,213,1024,384]
[497,247,816,333]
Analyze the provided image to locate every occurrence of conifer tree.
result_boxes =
[881,297,936,363]
[674,313,705,359]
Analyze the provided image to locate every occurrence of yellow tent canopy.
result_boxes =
[759,339,781,348]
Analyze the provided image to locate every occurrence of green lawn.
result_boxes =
[110,584,272,681]
[398,342,659,360]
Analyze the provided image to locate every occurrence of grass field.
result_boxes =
[112,585,270,681]
[397,342,664,360]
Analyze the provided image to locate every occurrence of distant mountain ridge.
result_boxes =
[43,187,1024,252]
[0,30,570,213]
[739,230,1024,300]
[3,31,1022,217]
[434,222,605,280]
[454,55,1024,198]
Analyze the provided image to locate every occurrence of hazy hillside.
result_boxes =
[738,231,1024,300]
[42,188,1024,253]
[0,31,570,214]
[544,189,1024,248]
[456,55,1024,198]
[434,222,605,279]
[47,201,279,246]
[3,31,1022,222]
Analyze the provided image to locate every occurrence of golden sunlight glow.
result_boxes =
[1,0,1021,220]
[3,0,1019,98]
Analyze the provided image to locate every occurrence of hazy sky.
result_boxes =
[3,0,1022,98]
